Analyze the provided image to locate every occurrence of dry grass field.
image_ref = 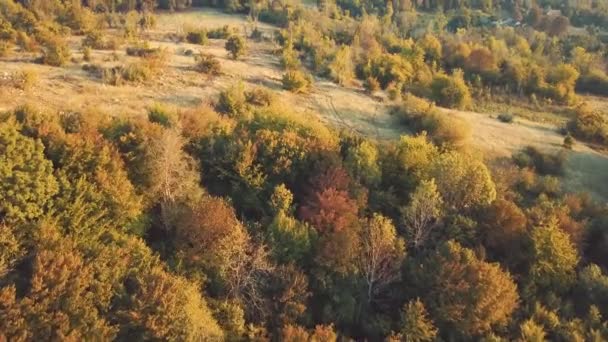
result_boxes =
[1,7,607,199]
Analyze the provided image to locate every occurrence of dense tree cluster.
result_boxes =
[1,0,608,340]
[0,78,607,339]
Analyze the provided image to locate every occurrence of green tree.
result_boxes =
[419,34,442,63]
[225,34,246,60]
[53,133,143,229]
[344,140,381,187]
[429,151,496,210]
[529,221,579,292]
[0,119,58,222]
[329,45,355,85]
[389,299,438,342]
[431,70,472,109]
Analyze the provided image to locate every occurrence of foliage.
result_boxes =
[194,52,221,75]
[429,151,496,210]
[430,70,472,109]
[389,299,438,342]
[186,29,208,45]
[225,34,246,60]
[0,119,58,222]
[408,240,519,337]
[529,222,579,292]
[282,70,313,93]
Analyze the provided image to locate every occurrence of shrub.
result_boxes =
[363,76,380,94]
[282,70,312,93]
[225,35,246,60]
[194,53,221,75]
[576,69,608,96]
[397,94,470,147]
[358,53,414,89]
[126,44,161,58]
[513,146,566,176]
[41,36,71,66]
[563,134,574,149]
[217,82,247,117]
[82,46,92,61]
[16,32,37,52]
[148,104,176,127]
[186,30,208,45]
[245,87,275,106]
[568,103,608,145]
[430,70,471,109]
[0,41,10,57]
[16,69,38,90]
[121,63,153,83]
[497,113,514,123]
[83,30,121,50]
[207,25,235,39]
[138,13,157,30]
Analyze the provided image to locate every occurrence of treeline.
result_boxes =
[1,84,608,340]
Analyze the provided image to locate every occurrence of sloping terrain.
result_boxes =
[0,8,607,199]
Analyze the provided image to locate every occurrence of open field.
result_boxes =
[1,8,607,199]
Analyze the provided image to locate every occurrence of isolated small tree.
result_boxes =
[329,45,354,85]
[563,133,574,149]
[225,34,246,60]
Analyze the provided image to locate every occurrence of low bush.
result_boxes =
[41,36,71,66]
[576,69,608,96]
[225,35,246,60]
[85,62,152,86]
[246,87,275,106]
[497,113,514,123]
[397,94,470,147]
[0,41,10,57]
[207,25,236,39]
[126,44,161,57]
[82,46,92,61]
[121,63,153,83]
[430,70,471,109]
[16,69,38,90]
[194,53,221,75]
[186,30,208,45]
[282,70,312,93]
[217,82,247,118]
[513,146,566,176]
[563,134,574,149]
[567,103,608,145]
[148,104,176,127]
[83,30,121,50]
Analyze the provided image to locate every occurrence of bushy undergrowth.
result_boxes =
[397,94,471,147]
[194,53,221,75]
[282,70,312,93]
